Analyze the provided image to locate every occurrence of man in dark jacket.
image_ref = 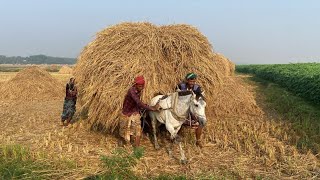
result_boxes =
[177,73,206,148]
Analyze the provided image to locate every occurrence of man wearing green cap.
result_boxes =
[177,73,202,95]
[176,72,206,148]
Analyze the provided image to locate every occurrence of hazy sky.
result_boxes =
[1,0,320,64]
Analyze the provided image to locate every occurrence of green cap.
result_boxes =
[185,73,197,80]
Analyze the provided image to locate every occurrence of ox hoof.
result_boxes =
[180,159,188,164]
[155,144,160,150]
[167,151,173,158]
[176,135,183,142]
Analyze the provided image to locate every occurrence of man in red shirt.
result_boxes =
[119,76,160,147]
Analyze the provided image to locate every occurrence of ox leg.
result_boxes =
[178,142,187,164]
[165,123,176,140]
[173,126,182,143]
[174,126,187,164]
[167,139,174,158]
[164,123,176,158]
[150,113,160,150]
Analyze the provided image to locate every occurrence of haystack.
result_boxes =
[74,22,262,132]
[0,66,64,101]
[59,65,73,74]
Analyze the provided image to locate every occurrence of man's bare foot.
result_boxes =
[196,140,203,148]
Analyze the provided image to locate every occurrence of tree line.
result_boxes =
[0,55,76,64]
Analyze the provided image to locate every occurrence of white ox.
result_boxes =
[148,91,207,164]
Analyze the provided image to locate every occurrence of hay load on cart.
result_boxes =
[73,22,262,135]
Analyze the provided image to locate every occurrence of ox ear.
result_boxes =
[191,90,196,97]
[201,90,205,96]
[176,85,181,92]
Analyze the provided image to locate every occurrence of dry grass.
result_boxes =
[0,72,17,82]
[0,99,117,179]
[51,72,73,84]
[0,72,319,179]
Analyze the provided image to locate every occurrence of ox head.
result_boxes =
[189,91,207,127]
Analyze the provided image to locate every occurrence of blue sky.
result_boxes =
[0,0,319,64]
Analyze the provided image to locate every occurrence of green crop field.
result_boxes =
[236,63,320,105]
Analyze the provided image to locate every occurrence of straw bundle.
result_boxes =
[59,66,73,74]
[0,66,64,101]
[74,22,262,133]
[213,53,235,76]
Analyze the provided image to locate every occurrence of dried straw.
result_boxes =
[0,66,64,101]
[0,64,318,178]
[74,22,262,133]
[59,66,73,74]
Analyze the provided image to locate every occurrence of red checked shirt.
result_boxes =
[122,86,153,116]
[65,83,77,101]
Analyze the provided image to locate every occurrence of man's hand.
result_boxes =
[151,102,161,111]
[154,102,161,110]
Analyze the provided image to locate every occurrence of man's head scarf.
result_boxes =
[134,76,145,85]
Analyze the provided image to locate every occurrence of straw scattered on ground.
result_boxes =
[0,70,319,179]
